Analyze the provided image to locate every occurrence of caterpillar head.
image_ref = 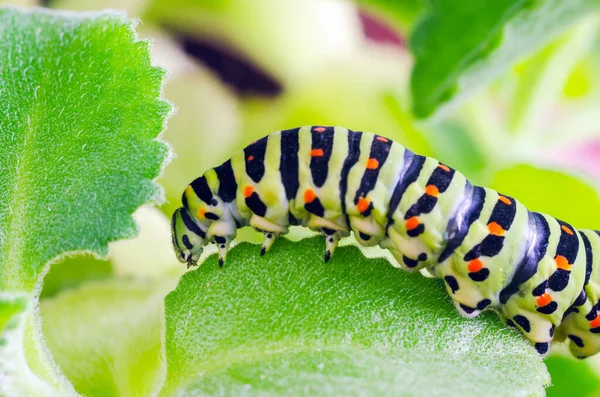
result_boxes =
[171,207,207,267]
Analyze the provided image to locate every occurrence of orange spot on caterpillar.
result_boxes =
[310,148,324,157]
[304,189,317,203]
[468,259,484,273]
[591,315,600,328]
[376,136,389,142]
[425,185,439,197]
[438,164,451,172]
[498,195,511,205]
[314,127,326,132]
[561,225,574,235]
[536,293,552,307]
[405,216,420,231]
[357,197,371,213]
[243,186,254,198]
[247,155,254,161]
[197,208,206,219]
[366,158,379,169]
[487,222,505,236]
[555,255,572,271]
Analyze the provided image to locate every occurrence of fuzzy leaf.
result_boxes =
[161,237,549,397]
[0,7,171,395]
[410,0,596,119]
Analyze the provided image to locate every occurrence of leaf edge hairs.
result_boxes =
[171,126,600,359]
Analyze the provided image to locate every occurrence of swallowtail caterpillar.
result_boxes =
[171,126,600,358]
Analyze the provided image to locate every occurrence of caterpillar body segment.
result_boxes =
[171,126,600,358]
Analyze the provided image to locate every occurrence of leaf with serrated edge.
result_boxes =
[161,237,549,397]
[0,6,171,396]
[410,0,596,119]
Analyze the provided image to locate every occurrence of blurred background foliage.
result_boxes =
[4,0,600,395]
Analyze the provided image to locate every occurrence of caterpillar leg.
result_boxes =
[260,232,279,256]
[211,235,231,267]
[207,220,237,267]
[322,228,341,263]
[248,214,288,256]
[304,216,349,262]
[216,238,231,267]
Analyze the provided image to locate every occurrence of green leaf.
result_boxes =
[0,7,171,395]
[545,355,600,397]
[410,0,596,119]
[161,237,549,396]
[41,278,178,397]
[489,164,600,229]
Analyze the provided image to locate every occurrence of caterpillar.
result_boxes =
[170,126,600,358]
